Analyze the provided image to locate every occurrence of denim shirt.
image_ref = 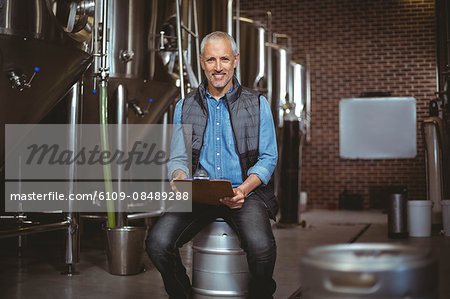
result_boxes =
[167,86,278,187]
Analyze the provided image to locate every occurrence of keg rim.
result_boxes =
[301,243,433,271]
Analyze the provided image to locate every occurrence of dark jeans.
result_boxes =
[146,193,277,299]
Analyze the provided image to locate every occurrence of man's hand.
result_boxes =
[170,170,187,192]
[220,187,246,209]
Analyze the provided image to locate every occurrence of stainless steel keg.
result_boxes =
[192,219,249,298]
[300,243,438,299]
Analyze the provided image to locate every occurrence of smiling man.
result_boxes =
[146,31,278,299]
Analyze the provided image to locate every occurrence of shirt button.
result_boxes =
[216,106,220,110]
[217,167,221,170]
[216,153,220,156]
[216,122,220,125]
[216,137,220,140]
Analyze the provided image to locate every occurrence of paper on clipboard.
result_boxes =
[173,179,234,205]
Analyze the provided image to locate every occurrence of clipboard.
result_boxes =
[173,179,234,205]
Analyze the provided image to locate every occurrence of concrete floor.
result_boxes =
[0,209,448,298]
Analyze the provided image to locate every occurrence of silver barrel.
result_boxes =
[106,226,146,275]
[192,219,249,298]
[300,243,438,299]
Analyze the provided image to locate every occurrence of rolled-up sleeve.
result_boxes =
[167,99,191,180]
[247,95,278,185]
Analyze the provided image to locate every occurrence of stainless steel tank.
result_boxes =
[300,243,438,299]
[235,17,267,90]
[266,43,290,128]
[196,0,229,38]
[192,219,249,298]
[1,0,93,167]
[289,61,307,121]
[107,0,150,79]
[81,0,179,125]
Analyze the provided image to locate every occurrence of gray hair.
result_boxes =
[200,31,239,57]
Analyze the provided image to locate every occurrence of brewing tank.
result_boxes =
[266,43,290,127]
[107,0,151,79]
[195,0,229,38]
[235,17,266,90]
[1,0,93,167]
[289,61,307,121]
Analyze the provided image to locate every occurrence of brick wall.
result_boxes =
[240,0,437,208]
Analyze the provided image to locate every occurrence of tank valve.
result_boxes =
[8,67,39,91]
[120,50,134,63]
[129,100,145,118]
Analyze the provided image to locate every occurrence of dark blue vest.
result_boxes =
[181,77,278,219]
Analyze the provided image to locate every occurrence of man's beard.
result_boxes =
[206,71,233,88]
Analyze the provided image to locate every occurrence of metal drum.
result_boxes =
[300,243,438,299]
[192,219,249,298]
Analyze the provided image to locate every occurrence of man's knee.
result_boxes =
[146,229,173,258]
[244,233,276,261]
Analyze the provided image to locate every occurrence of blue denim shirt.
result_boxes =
[167,86,278,187]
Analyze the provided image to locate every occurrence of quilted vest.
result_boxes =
[181,76,278,219]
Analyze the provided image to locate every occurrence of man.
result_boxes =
[146,31,278,299]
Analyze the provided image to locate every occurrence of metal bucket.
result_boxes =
[192,219,249,298]
[106,226,146,275]
[300,243,438,299]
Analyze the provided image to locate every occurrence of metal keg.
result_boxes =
[192,219,249,298]
[300,243,438,299]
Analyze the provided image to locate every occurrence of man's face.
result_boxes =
[200,38,239,89]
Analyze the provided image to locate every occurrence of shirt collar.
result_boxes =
[205,84,234,100]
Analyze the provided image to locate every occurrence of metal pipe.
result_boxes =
[305,53,311,142]
[66,81,82,266]
[0,221,70,240]
[193,0,202,83]
[79,214,108,220]
[181,24,197,38]
[100,0,109,80]
[422,118,444,224]
[92,0,104,89]
[235,0,240,81]
[116,84,127,227]
[227,0,233,36]
[127,210,164,220]
[187,0,193,64]
[175,0,185,99]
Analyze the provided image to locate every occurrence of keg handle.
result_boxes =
[324,273,379,294]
